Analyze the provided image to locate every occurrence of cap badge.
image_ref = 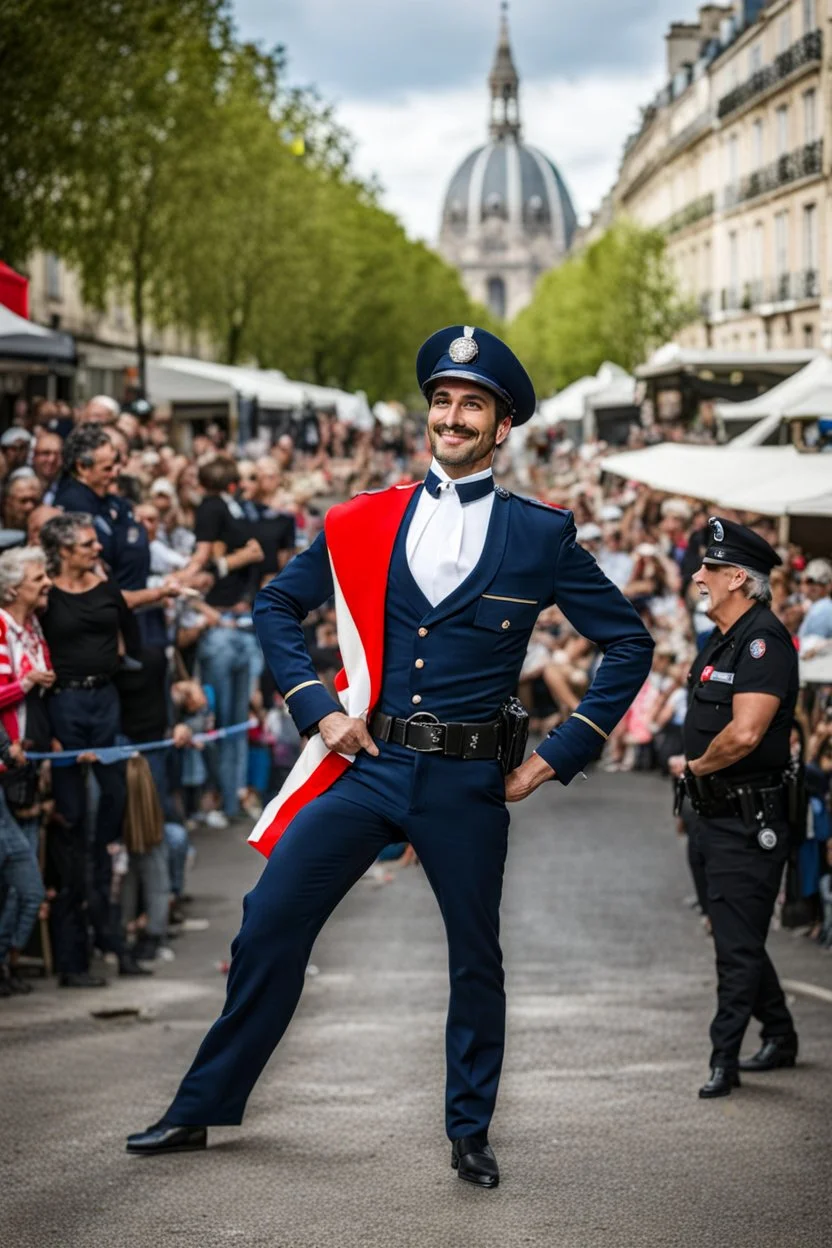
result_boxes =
[711,519,725,543]
[749,639,766,659]
[449,330,478,365]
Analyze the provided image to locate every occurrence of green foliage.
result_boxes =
[0,0,484,403]
[511,220,696,396]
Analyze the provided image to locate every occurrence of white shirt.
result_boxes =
[406,459,494,606]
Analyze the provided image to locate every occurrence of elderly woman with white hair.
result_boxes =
[0,546,53,996]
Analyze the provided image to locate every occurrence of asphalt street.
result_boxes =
[1,770,830,1248]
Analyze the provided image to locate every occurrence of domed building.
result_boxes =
[439,7,577,321]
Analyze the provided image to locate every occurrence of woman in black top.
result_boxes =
[40,512,145,982]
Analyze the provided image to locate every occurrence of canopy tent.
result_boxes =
[150,356,308,409]
[716,357,832,446]
[0,303,75,364]
[601,444,832,518]
[538,362,631,428]
[300,380,374,429]
[146,358,237,405]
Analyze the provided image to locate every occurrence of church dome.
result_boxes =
[437,5,578,320]
[442,140,577,253]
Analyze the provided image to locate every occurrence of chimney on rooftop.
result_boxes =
[665,21,702,78]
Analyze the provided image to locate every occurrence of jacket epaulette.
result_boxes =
[511,493,570,514]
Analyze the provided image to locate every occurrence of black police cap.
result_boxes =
[416,325,537,425]
[702,516,782,576]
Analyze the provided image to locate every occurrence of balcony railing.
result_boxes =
[716,271,820,317]
[717,29,822,120]
[664,193,716,236]
[723,139,823,209]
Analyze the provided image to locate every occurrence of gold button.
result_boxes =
[418,627,428,637]
[411,694,422,705]
[501,619,510,630]
[415,659,425,669]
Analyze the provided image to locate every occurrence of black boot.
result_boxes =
[126,1122,207,1155]
[739,1035,798,1072]
[119,952,153,977]
[699,1067,741,1099]
[59,971,108,988]
[451,1136,499,1188]
[4,964,33,994]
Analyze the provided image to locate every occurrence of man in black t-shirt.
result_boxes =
[669,517,799,1099]
[190,459,263,818]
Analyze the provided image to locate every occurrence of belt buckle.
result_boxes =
[403,711,445,753]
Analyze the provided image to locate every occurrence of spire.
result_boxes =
[488,2,521,141]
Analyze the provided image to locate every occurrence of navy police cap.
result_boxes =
[416,325,537,425]
[703,516,782,577]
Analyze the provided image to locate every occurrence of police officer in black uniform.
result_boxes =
[670,517,800,1098]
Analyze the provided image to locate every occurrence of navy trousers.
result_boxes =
[166,741,509,1139]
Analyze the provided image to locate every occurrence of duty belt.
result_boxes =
[53,673,113,693]
[678,770,788,823]
[370,710,501,760]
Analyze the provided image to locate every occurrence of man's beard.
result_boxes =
[428,422,495,468]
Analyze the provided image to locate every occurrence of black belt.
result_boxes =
[53,674,112,692]
[682,771,788,822]
[370,711,501,760]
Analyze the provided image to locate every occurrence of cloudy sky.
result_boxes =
[233,0,697,242]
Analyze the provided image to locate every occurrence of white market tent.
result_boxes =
[601,443,832,517]
[538,362,632,428]
[716,356,832,446]
[147,356,373,426]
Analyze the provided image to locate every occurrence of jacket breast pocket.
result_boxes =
[692,683,732,730]
[474,594,540,634]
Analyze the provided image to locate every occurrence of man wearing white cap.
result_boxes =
[798,559,832,642]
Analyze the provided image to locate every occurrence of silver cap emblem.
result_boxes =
[710,518,725,543]
[449,333,478,364]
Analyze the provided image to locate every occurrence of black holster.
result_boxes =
[498,697,530,776]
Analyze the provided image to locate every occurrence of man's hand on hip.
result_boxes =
[504,752,556,803]
[319,712,379,757]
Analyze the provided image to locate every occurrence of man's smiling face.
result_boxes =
[426,380,511,475]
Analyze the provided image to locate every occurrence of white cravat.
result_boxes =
[406,459,494,606]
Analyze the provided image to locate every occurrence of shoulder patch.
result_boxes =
[749,638,767,659]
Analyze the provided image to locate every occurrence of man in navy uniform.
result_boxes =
[670,518,800,1099]
[127,326,653,1186]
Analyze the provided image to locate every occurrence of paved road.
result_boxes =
[2,772,830,1248]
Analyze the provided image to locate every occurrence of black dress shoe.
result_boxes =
[739,1036,798,1072]
[126,1122,207,1155]
[119,954,153,977]
[451,1135,499,1188]
[59,971,108,988]
[699,1067,740,1098]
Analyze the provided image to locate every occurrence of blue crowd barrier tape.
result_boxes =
[26,719,255,767]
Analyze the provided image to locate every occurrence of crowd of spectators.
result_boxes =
[0,391,830,998]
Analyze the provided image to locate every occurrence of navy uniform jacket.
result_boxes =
[254,488,654,783]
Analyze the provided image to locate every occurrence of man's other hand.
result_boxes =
[504,752,555,802]
[668,754,688,779]
[319,712,380,758]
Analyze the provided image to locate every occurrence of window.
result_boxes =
[803,0,816,34]
[752,222,765,282]
[45,253,62,301]
[803,203,818,274]
[752,118,765,167]
[778,13,791,53]
[803,89,817,144]
[728,230,740,299]
[749,43,763,74]
[804,324,815,347]
[774,210,789,278]
[776,105,789,157]
[728,132,740,183]
[487,276,506,319]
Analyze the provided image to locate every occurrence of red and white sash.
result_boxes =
[248,483,418,858]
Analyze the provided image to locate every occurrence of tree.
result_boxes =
[510,220,696,397]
